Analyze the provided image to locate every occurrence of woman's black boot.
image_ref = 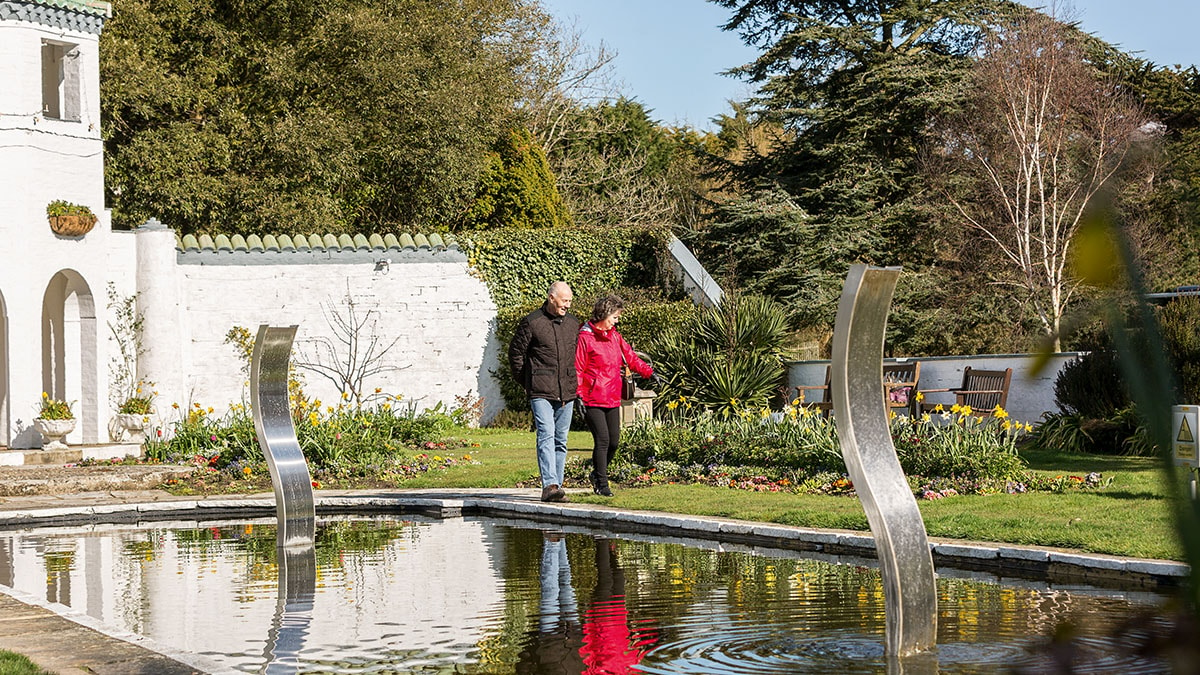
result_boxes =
[594,476,613,497]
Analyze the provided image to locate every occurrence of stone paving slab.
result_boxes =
[0,590,208,674]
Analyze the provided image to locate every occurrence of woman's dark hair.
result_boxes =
[591,294,625,323]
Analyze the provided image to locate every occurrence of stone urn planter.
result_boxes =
[35,417,76,451]
[111,413,150,444]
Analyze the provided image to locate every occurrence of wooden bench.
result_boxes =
[918,366,1012,415]
[795,361,922,417]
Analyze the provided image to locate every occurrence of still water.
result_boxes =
[0,516,1175,673]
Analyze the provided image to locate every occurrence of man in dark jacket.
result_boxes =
[509,281,580,502]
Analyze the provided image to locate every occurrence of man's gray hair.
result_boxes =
[547,281,571,298]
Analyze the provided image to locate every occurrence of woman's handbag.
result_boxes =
[620,344,635,401]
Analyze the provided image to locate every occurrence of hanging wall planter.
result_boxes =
[46,200,97,237]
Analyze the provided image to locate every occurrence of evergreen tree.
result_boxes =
[466,127,571,229]
[704,1,1020,327]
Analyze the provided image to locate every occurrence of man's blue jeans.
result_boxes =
[531,398,573,487]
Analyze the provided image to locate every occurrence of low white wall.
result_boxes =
[151,247,503,424]
[787,353,1085,425]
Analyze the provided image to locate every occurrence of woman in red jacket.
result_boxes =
[576,294,655,496]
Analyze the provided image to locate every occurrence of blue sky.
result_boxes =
[540,0,1200,131]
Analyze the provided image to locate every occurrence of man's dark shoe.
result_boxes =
[541,484,567,502]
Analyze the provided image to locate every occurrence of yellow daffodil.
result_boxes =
[993,406,1008,419]
[933,404,944,412]
[950,403,961,414]
[960,405,973,417]
[915,392,924,402]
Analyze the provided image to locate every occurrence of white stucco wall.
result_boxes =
[788,353,1085,425]
[156,246,504,424]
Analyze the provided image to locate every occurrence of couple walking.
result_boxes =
[509,281,657,502]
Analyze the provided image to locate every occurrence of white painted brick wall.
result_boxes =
[173,256,503,423]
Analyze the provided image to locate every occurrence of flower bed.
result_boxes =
[608,400,1105,496]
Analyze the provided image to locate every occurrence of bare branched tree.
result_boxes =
[295,295,405,407]
[933,11,1151,349]
[522,18,621,158]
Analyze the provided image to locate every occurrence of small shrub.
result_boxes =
[649,294,789,416]
[486,408,533,430]
[1053,349,1130,419]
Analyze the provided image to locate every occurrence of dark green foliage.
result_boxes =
[1053,350,1131,419]
[1158,297,1200,404]
[101,0,547,233]
[1032,345,1150,455]
[649,294,789,415]
[465,127,572,230]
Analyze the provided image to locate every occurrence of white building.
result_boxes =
[0,0,504,452]
[0,0,113,449]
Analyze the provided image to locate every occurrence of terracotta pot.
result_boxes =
[49,214,97,237]
[35,417,76,451]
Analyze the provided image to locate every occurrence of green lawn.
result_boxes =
[0,650,51,675]
[400,429,1183,561]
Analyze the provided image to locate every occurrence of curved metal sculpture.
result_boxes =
[830,265,937,657]
[251,324,316,547]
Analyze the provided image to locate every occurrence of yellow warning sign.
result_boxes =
[1174,406,1200,467]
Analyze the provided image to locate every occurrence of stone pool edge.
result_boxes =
[0,489,1187,590]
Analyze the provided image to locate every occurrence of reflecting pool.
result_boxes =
[0,516,1175,673]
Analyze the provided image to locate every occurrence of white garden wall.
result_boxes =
[145,237,504,424]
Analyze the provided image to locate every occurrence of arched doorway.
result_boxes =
[41,271,98,444]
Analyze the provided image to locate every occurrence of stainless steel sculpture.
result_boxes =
[830,265,937,657]
[251,324,316,547]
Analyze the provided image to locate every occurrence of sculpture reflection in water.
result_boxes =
[250,325,318,674]
[521,533,658,674]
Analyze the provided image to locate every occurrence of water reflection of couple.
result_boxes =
[520,533,655,674]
